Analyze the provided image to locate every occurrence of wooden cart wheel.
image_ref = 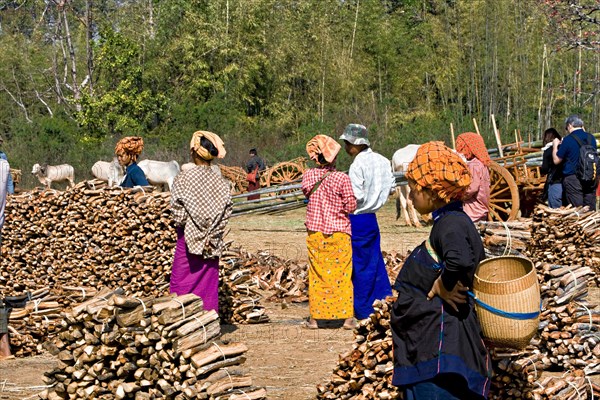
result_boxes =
[488,161,520,222]
[266,162,304,187]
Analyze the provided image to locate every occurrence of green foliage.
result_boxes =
[77,28,167,137]
[2,0,600,190]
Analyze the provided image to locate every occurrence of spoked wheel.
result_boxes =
[266,162,303,187]
[488,161,520,222]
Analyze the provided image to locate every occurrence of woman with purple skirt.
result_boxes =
[170,130,232,311]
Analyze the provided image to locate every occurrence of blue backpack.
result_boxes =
[572,133,599,182]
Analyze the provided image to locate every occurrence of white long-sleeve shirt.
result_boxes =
[0,159,9,231]
[348,148,394,214]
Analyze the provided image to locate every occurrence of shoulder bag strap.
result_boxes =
[308,170,333,197]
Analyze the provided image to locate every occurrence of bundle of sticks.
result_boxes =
[40,289,266,400]
[529,205,600,285]
[316,298,399,400]
[220,247,309,303]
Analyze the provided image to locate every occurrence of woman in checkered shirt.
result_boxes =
[302,134,357,330]
[170,131,232,312]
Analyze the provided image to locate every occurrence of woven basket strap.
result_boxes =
[468,291,540,320]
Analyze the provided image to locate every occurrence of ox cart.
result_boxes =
[219,157,308,195]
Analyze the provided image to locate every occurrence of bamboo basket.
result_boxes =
[473,256,540,349]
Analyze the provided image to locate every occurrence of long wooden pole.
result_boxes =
[491,113,504,158]
[472,118,481,136]
[450,123,456,150]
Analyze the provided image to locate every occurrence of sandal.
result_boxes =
[0,355,15,361]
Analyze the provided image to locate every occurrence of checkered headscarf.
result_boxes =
[306,134,341,165]
[456,132,491,166]
[406,141,471,201]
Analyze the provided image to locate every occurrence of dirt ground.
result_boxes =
[0,201,431,400]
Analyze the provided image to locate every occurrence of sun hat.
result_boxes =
[339,124,370,146]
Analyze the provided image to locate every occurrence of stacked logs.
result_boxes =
[1,184,271,357]
[528,205,600,284]
[40,289,266,400]
[219,247,309,303]
[476,220,530,256]
[316,298,399,400]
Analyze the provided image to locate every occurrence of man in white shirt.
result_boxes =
[0,157,12,360]
[340,124,394,320]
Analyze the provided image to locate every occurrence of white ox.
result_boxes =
[91,157,123,187]
[391,145,429,227]
[138,159,180,191]
[31,163,75,189]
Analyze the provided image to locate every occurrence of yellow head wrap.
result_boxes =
[190,131,226,161]
[406,141,471,202]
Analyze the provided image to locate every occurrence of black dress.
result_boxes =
[390,201,492,399]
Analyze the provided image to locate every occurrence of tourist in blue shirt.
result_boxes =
[552,115,597,209]
[115,136,150,188]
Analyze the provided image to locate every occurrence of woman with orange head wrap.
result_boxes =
[115,136,149,187]
[390,142,491,400]
[455,132,491,222]
[301,134,357,330]
[170,131,232,312]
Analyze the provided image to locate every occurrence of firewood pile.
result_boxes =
[476,220,531,256]
[219,247,309,303]
[316,298,399,400]
[529,205,600,285]
[40,289,267,400]
[383,251,408,284]
[488,263,599,399]
[0,184,271,357]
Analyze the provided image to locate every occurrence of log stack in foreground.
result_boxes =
[41,289,266,400]
[1,184,271,357]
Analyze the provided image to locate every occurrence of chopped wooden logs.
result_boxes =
[316,298,400,400]
[529,205,600,285]
[39,291,266,400]
[0,185,271,356]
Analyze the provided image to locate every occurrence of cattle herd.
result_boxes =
[30,159,185,190]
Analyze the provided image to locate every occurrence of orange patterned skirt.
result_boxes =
[306,231,353,320]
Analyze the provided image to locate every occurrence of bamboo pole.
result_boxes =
[450,123,456,150]
[491,114,503,158]
[472,118,481,136]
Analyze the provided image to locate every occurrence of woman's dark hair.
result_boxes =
[201,136,219,157]
[543,128,561,146]
[317,153,329,165]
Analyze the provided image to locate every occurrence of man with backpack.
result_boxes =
[552,114,598,210]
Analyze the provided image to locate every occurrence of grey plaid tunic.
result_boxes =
[171,165,232,258]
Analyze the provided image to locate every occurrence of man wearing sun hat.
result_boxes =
[340,124,394,320]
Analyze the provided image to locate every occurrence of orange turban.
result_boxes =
[190,130,226,161]
[306,134,341,165]
[115,136,144,156]
[456,132,491,166]
[406,141,471,202]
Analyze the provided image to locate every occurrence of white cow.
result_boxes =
[31,163,75,189]
[91,157,123,187]
[138,159,180,191]
[181,162,222,177]
[391,145,428,227]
